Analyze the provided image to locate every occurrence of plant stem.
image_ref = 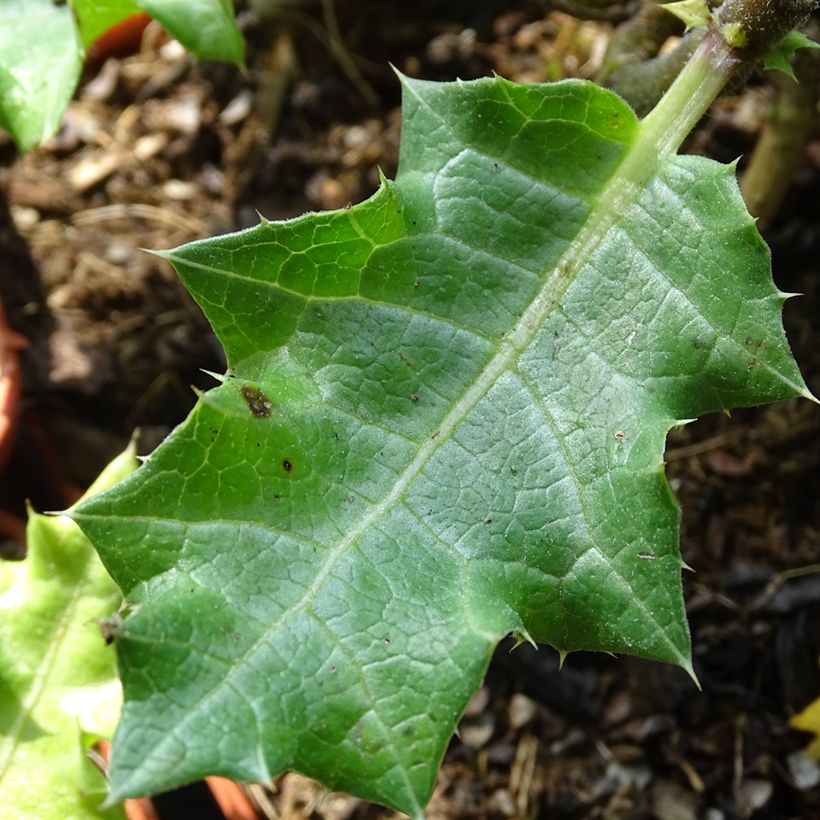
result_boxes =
[639,29,741,159]
[740,47,820,226]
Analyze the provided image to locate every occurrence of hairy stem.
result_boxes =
[715,0,817,54]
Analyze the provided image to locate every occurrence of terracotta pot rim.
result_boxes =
[0,301,26,470]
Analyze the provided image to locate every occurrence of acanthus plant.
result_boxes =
[64,1,817,817]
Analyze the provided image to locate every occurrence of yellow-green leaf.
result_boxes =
[0,447,138,820]
[792,685,820,758]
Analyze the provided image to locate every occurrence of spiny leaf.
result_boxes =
[74,75,809,817]
[762,30,820,81]
[0,447,137,819]
[663,0,711,31]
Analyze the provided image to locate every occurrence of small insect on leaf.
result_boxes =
[97,614,122,645]
[240,385,273,418]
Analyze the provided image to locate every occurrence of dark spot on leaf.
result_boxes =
[414,279,420,287]
[614,430,626,441]
[240,385,273,418]
[744,337,763,348]
[383,637,390,645]
[346,495,355,504]
[410,393,420,402]
[747,358,759,371]
[484,515,493,524]
[282,459,293,473]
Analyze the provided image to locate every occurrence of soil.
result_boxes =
[1,2,819,818]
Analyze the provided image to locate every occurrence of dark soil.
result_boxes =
[1,3,819,818]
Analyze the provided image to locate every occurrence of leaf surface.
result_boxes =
[72,0,142,48]
[0,448,137,819]
[73,0,243,64]
[136,0,243,65]
[1,0,241,150]
[0,0,83,151]
[74,76,809,817]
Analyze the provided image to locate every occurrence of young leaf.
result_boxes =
[791,675,820,758]
[73,0,244,66]
[762,30,820,81]
[0,447,137,819]
[0,0,83,151]
[136,0,244,65]
[74,75,809,817]
[0,0,242,151]
[72,0,143,48]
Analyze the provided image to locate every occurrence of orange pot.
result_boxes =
[0,301,25,470]
[85,13,153,68]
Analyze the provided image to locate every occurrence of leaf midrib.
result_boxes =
[280,94,666,640]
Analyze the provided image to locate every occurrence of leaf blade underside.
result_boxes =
[73,75,808,817]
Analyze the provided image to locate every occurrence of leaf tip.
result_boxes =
[661,0,711,31]
[100,786,126,811]
[801,386,820,406]
[557,649,570,670]
[685,661,702,690]
[141,246,169,259]
[200,368,227,384]
[390,62,409,84]
[509,629,536,651]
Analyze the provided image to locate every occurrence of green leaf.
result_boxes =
[662,0,711,31]
[72,0,142,48]
[762,30,820,81]
[74,75,809,817]
[136,0,244,65]
[792,673,820,758]
[1,0,241,150]
[0,447,138,819]
[73,0,243,64]
[0,0,83,151]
